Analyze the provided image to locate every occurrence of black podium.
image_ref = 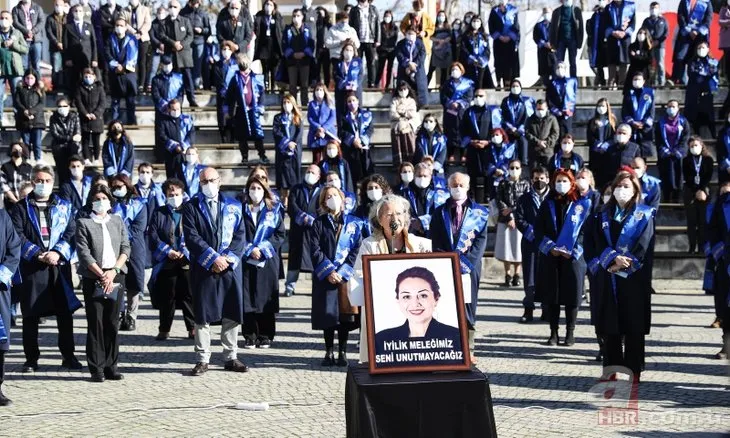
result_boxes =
[345,364,498,438]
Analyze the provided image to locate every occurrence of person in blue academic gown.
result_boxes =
[431,171,488,361]
[439,62,473,162]
[685,42,719,139]
[307,83,337,164]
[225,54,268,165]
[401,162,449,238]
[175,147,207,198]
[576,168,602,215]
[671,0,712,84]
[586,2,608,87]
[514,165,550,323]
[158,99,195,178]
[533,8,553,86]
[353,174,391,239]
[717,115,730,186]
[310,185,364,366]
[603,0,636,88]
[707,182,730,359]
[484,128,519,201]
[151,56,184,161]
[212,41,238,142]
[549,133,584,176]
[273,94,303,201]
[547,62,577,136]
[0,207,21,405]
[460,91,497,203]
[59,155,95,211]
[182,167,249,375]
[459,16,494,89]
[488,0,520,88]
[318,141,354,194]
[147,178,195,340]
[285,164,322,297]
[412,114,447,173]
[135,162,165,270]
[105,18,138,125]
[339,93,374,187]
[240,177,285,348]
[584,168,654,382]
[534,169,591,347]
[10,164,82,372]
[101,120,135,178]
[110,174,148,331]
[621,72,654,157]
[395,27,428,107]
[501,79,534,167]
[333,42,363,125]
[632,157,661,210]
[655,99,690,202]
[324,171,357,215]
[395,162,415,197]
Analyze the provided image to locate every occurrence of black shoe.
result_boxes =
[595,351,603,361]
[22,361,38,373]
[563,329,575,346]
[187,329,195,340]
[127,317,136,331]
[90,373,105,383]
[519,309,533,323]
[540,311,547,322]
[243,338,256,349]
[0,387,11,407]
[512,274,521,287]
[119,313,130,331]
[257,338,271,349]
[103,370,124,381]
[156,332,169,341]
[321,350,335,367]
[336,351,348,367]
[190,362,208,376]
[38,317,46,325]
[546,330,558,346]
[224,359,249,373]
[284,289,293,297]
[240,157,249,166]
[259,155,270,164]
[503,275,512,288]
[61,356,83,370]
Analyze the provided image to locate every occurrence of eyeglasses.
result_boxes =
[200,177,220,185]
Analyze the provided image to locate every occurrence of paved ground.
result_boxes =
[0,277,728,437]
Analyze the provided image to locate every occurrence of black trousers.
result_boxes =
[154,267,195,333]
[81,132,101,161]
[287,63,310,105]
[324,327,351,351]
[262,56,279,90]
[82,275,124,376]
[242,312,276,342]
[22,312,75,364]
[314,51,331,85]
[137,41,150,92]
[557,116,573,137]
[52,144,76,182]
[181,67,196,104]
[603,334,644,376]
[360,43,377,87]
[376,50,395,89]
[546,304,578,331]
[684,192,707,253]
[239,138,265,161]
[0,350,4,385]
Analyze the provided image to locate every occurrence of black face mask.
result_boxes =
[533,180,547,191]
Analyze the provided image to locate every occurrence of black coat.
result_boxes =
[514,189,548,290]
[349,4,380,44]
[11,2,45,41]
[104,35,139,97]
[149,18,165,49]
[0,209,20,352]
[253,11,284,59]
[682,154,714,194]
[161,15,194,69]
[594,140,641,189]
[460,106,494,177]
[550,5,584,48]
[273,113,303,189]
[97,4,124,41]
[46,13,66,53]
[63,21,98,67]
[287,183,320,273]
[75,80,106,133]
[13,85,45,130]
[180,6,211,45]
[216,14,253,52]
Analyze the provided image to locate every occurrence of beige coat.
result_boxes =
[349,233,432,363]
[122,5,152,42]
[389,96,421,134]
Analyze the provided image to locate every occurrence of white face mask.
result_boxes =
[450,186,468,201]
[414,176,431,189]
[249,188,264,204]
[138,173,151,185]
[633,168,645,179]
[492,135,503,144]
[423,120,436,131]
[366,188,383,202]
[167,194,184,209]
[613,187,634,206]
[343,50,354,61]
[185,154,197,164]
[690,145,702,156]
[576,178,589,192]
[697,47,709,58]
[597,105,608,115]
[554,181,571,195]
[508,168,521,179]
[201,182,219,199]
[510,86,521,95]
[222,49,232,59]
[315,89,325,100]
[304,172,319,186]
[113,187,127,198]
[475,96,486,107]
[615,133,629,144]
[563,0,573,6]
[327,179,341,190]
[666,106,678,117]
[561,142,573,153]
[451,69,462,79]
[170,109,181,118]
[92,199,111,214]
[471,21,481,30]
[536,109,547,118]
[70,167,83,179]
[326,148,338,159]
[384,16,392,23]
[401,171,414,184]
[284,102,294,113]
[58,107,70,117]
[162,64,173,74]
[0,19,10,29]
[115,26,126,36]
[398,89,409,98]
[633,79,644,89]
[326,196,342,212]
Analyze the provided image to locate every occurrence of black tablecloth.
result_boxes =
[345,364,498,438]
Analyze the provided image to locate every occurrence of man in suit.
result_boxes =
[181,0,211,89]
[11,0,44,72]
[161,0,198,107]
[64,4,98,99]
[215,0,252,55]
[157,99,195,178]
[0,11,28,129]
[182,167,248,376]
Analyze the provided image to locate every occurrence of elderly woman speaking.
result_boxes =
[349,194,431,363]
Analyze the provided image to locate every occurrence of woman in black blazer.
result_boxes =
[682,136,715,254]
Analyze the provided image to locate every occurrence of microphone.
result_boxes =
[389,219,400,254]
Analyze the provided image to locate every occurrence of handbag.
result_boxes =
[92,282,122,301]
[338,283,359,315]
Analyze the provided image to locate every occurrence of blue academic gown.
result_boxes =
[459,33,491,87]
[151,71,184,113]
[547,77,577,121]
[136,181,165,267]
[395,38,428,107]
[460,105,499,178]
[431,198,489,328]
[412,129,448,173]
[640,174,661,210]
[401,183,450,237]
[685,56,719,120]
[548,152,584,175]
[0,209,21,350]
[603,0,636,65]
[214,56,238,136]
[307,100,337,150]
[485,141,518,197]
[273,112,303,190]
[339,109,374,185]
[501,93,534,164]
[182,193,246,324]
[718,126,730,184]
[176,162,208,198]
[674,0,712,63]
[58,175,93,211]
[105,33,139,98]
[656,115,690,192]
[318,157,354,194]
[440,76,474,152]
[147,203,191,305]
[514,189,548,303]
[102,137,135,177]
[333,57,363,122]
[226,71,266,140]
[621,86,655,155]
[10,194,81,318]
[309,213,363,330]
[287,183,321,273]
[113,197,148,293]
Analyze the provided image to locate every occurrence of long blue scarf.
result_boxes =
[553,153,581,173]
[416,132,446,160]
[183,163,204,197]
[630,87,653,122]
[149,206,190,287]
[243,202,282,259]
[106,138,129,175]
[196,194,243,270]
[440,202,489,273]
[686,0,709,31]
[110,34,138,70]
[539,197,591,259]
[314,214,362,281]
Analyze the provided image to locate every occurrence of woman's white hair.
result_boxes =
[368,194,412,237]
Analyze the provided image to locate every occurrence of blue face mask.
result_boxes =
[84,76,94,85]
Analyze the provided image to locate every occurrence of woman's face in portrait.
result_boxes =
[396,277,438,326]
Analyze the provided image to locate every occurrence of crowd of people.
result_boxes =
[0,0,727,408]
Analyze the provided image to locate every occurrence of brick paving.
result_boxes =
[0,277,728,437]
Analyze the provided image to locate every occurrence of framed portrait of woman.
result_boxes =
[362,252,472,374]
